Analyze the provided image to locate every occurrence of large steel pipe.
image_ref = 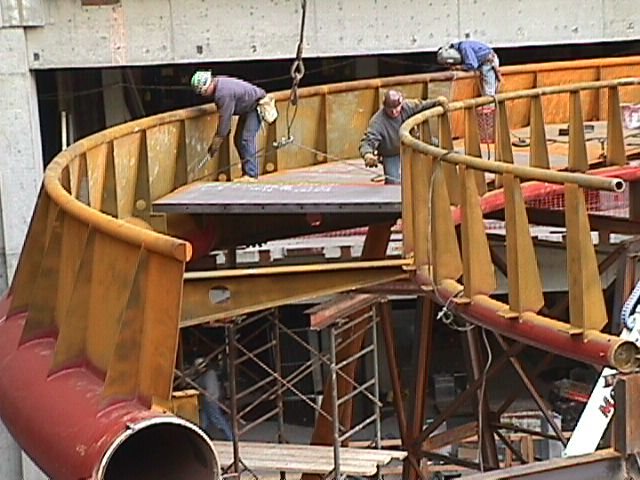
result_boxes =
[0,299,219,480]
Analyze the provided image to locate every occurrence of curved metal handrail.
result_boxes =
[400,78,640,191]
[399,76,640,372]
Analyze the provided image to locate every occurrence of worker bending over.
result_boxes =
[437,40,503,96]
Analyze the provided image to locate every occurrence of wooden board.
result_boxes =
[211,440,407,476]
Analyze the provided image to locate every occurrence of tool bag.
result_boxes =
[257,95,278,124]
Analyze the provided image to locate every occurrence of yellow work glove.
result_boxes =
[364,153,379,168]
[208,136,224,157]
[435,96,449,107]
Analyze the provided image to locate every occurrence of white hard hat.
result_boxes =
[191,70,213,95]
[437,45,462,66]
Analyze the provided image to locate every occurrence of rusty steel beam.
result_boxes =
[495,352,556,418]
[181,259,410,326]
[413,342,526,448]
[614,374,640,455]
[462,449,626,480]
[494,334,566,447]
[465,328,500,470]
[379,301,429,480]
[306,293,382,330]
[405,298,436,480]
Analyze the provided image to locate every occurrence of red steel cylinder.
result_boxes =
[0,298,218,480]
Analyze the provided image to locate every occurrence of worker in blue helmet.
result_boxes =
[437,40,503,96]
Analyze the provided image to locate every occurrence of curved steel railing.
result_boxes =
[400,77,640,371]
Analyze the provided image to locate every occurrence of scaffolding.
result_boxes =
[178,294,393,479]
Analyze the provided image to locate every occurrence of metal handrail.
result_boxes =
[400,77,640,191]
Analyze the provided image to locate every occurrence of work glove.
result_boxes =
[208,136,224,157]
[435,96,449,107]
[364,153,379,168]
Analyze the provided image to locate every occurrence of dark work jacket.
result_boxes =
[359,99,438,158]
[213,76,266,137]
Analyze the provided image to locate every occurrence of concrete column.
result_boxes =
[0,27,44,289]
[0,26,43,480]
[0,421,21,479]
[22,453,48,480]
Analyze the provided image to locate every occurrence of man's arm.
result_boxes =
[208,95,234,156]
[359,124,382,158]
[359,123,382,167]
[214,96,235,138]
[404,97,447,117]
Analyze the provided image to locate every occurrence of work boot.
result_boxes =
[234,175,258,183]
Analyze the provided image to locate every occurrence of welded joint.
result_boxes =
[497,309,519,319]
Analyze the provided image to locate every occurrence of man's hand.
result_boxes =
[363,153,379,168]
[435,96,449,107]
[208,136,224,157]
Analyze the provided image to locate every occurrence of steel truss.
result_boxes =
[391,297,569,479]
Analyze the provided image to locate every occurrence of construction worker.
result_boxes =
[191,71,266,179]
[359,90,444,184]
[437,40,503,96]
[194,356,234,441]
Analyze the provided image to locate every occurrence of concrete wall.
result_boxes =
[0,27,43,290]
[9,0,640,69]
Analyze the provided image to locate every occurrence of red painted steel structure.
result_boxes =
[0,298,219,480]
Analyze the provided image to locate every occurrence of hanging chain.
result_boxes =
[289,0,307,107]
[276,0,307,149]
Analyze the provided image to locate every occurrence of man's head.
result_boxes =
[383,90,404,118]
[436,44,462,66]
[191,70,214,96]
[194,357,208,369]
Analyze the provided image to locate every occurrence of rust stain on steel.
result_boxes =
[306,293,382,330]
[463,448,624,479]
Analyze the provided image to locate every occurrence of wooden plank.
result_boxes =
[211,441,406,476]
[213,440,406,460]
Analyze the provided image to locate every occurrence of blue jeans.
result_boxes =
[480,54,500,96]
[382,155,401,184]
[200,398,234,441]
[234,109,261,178]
